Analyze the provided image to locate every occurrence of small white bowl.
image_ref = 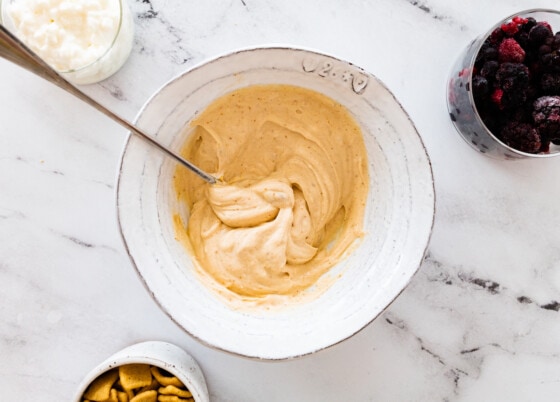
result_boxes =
[117,46,435,360]
[73,341,209,402]
[0,0,134,85]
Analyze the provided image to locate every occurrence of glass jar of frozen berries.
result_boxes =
[447,9,560,159]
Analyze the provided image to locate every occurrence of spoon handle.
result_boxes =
[0,25,217,184]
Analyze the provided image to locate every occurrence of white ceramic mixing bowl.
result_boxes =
[117,46,435,360]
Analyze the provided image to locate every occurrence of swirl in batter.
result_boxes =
[173,85,368,301]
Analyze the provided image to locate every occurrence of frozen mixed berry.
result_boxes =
[469,15,560,153]
[501,23,519,37]
[495,62,530,108]
[472,75,490,100]
[539,33,560,72]
[514,30,530,50]
[490,88,504,108]
[533,96,560,140]
[540,73,560,94]
[537,21,553,33]
[498,38,526,63]
[499,121,542,153]
[476,40,499,64]
[506,107,533,125]
[496,62,529,89]
[528,22,553,45]
[480,60,500,79]
[501,16,528,36]
[489,27,505,44]
[522,17,538,32]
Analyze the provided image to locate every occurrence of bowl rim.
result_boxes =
[115,45,436,360]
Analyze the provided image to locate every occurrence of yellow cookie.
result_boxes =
[139,378,160,392]
[150,367,183,387]
[119,364,153,390]
[158,385,192,398]
[116,391,129,402]
[83,369,119,401]
[129,390,157,402]
[101,389,118,402]
[157,396,193,402]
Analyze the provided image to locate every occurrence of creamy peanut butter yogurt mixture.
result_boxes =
[173,84,369,304]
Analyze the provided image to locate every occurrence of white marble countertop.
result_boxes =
[1,0,560,400]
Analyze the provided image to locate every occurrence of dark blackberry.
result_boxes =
[489,27,505,45]
[528,23,553,46]
[502,90,529,110]
[496,62,530,89]
[495,62,530,108]
[472,75,490,100]
[533,96,560,141]
[539,33,560,72]
[525,83,540,105]
[480,60,499,79]
[499,121,542,153]
[476,40,499,65]
[540,73,560,94]
[515,30,530,50]
[515,18,535,49]
[505,106,533,124]
[522,17,538,32]
[480,108,508,134]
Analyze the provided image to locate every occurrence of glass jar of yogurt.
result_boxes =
[1,0,134,85]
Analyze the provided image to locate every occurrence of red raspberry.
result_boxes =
[512,16,528,25]
[501,17,529,36]
[501,21,520,36]
[491,88,504,109]
[498,38,526,63]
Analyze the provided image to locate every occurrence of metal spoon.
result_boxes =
[0,25,217,184]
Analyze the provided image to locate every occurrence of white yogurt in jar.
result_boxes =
[4,0,134,84]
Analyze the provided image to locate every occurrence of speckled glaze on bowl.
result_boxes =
[116,46,435,360]
[73,341,209,402]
